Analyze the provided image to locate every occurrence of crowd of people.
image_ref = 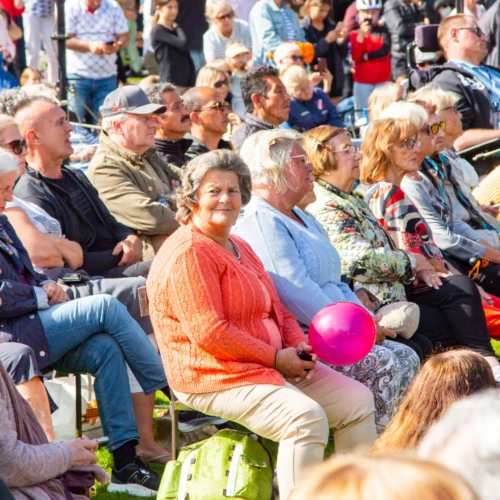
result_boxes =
[1,0,500,499]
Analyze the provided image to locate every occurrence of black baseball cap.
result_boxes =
[100,86,166,117]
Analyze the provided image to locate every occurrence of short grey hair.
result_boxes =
[0,148,21,176]
[206,0,234,19]
[419,389,500,500]
[378,101,429,129]
[177,149,252,223]
[102,113,129,134]
[145,82,177,105]
[182,87,213,113]
[407,83,460,113]
[239,129,304,194]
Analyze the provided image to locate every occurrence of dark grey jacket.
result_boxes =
[480,0,500,68]
[231,114,276,153]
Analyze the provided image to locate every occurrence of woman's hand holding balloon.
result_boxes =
[275,347,316,382]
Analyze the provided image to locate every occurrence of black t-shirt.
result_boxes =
[50,174,118,252]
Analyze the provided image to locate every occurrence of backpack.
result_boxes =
[157,429,274,500]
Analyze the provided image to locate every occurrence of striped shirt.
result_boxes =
[203,18,252,61]
[280,6,296,41]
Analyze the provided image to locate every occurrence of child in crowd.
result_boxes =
[225,41,250,119]
[350,0,391,120]
[151,0,195,91]
[19,68,42,86]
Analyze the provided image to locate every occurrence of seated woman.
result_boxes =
[0,149,167,494]
[233,129,420,434]
[356,115,500,380]
[373,349,495,451]
[281,66,343,132]
[147,149,377,500]
[0,357,107,500]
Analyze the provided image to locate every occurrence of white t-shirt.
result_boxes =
[65,0,128,79]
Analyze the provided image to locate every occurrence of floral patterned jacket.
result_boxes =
[308,179,414,305]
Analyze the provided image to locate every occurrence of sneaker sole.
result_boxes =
[107,483,157,497]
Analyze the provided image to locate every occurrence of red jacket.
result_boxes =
[350,26,391,84]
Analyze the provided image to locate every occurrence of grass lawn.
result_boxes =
[92,341,500,498]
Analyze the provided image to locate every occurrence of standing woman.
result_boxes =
[301,0,347,106]
[151,0,195,91]
[203,0,252,63]
[147,149,377,500]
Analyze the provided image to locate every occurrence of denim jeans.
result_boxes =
[68,74,118,124]
[39,294,167,451]
[353,81,389,120]
[189,50,205,74]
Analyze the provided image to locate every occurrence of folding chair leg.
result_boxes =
[75,374,83,438]
[170,392,179,460]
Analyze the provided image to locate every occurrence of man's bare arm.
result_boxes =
[454,128,500,151]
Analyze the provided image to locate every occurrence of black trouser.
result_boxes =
[446,256,500,297]
[406,274,494,357]
[392,334,433,361]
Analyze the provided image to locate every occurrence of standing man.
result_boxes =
[65,0,129,124]
[23,0,58,83]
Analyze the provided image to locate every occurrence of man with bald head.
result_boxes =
[431,14,500,152]
[12,95,150,279]
[182,86,233,160]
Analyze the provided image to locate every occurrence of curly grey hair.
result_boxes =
[177,149,252,224]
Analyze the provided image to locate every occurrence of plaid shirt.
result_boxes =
[65,0,128,79]
[24,0,55,16]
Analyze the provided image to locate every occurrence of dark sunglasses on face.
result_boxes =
[457,26,484,37]
[195,101,231,113]
[430,121,446,134]
[290,55,303,62]
[216,12,234,20]
[214,79,229,88]
[2,139,27,155]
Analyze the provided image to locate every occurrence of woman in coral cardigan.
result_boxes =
[147,149,376,500]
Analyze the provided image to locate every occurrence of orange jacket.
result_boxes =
[147,224,306,394]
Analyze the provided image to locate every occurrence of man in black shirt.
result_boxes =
[13,96,150,279]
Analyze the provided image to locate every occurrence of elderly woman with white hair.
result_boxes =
[203,0,252,62]
[147,148,377,500]
[232,128,420,433]
[359,110,500,382]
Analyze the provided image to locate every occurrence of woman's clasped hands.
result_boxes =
[275,342,317,382]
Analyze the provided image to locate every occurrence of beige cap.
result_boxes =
[225,41,250,59]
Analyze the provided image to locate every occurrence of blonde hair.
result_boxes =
[438,14,472,53]
[281,65,309,92]
[0,114,18,138]
[368,83,403,121]
[378,101,429,128]
[289,453,479,500]
[407,83,460,113]
[303,125,350,176]
[19,67,42,87]
[360,118,419,185]
[205,0,234,20]
[195,65,231,91]
[240,128,304,194]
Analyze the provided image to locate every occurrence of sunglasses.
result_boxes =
[430,121,446,134]
[2,139,27,155]
[216,12,234,20]
[214,78,229,89]
[195,101,231,113]
[457,26,484,37]
[289,55,303,62]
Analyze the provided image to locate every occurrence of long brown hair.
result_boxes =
[373,349,496,452]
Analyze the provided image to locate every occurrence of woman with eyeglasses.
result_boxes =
[357,112,500,382]
[233,128,420,434]
[203,0,252,63]
[151,0,196,92]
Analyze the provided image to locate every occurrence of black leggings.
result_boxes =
[406,274,494,357]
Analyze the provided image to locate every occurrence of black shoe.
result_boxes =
[108,456,160,497]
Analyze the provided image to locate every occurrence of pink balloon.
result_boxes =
[308,302,376,366]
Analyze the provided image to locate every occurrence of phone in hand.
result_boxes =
[317,57,327,74]
[105,40,116,46]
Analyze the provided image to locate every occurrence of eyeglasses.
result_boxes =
[430,121,446,134]
[194,101,231,113]
[324,143,361,158]
[290,153,311,165]
[399,138,421,150]
[442,103,459,113]
[216,12,234,20]
[456,26,484,38]
[2,139,27,155]
[214,79,229,89]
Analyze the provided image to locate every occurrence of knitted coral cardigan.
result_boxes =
[147,224,306,394]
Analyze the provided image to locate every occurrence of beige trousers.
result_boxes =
[174,362,376,500]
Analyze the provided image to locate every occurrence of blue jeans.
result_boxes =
[353,81,389,120]
[189,50,205,75]
[39,295,167,451]
[68,74,118,124]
